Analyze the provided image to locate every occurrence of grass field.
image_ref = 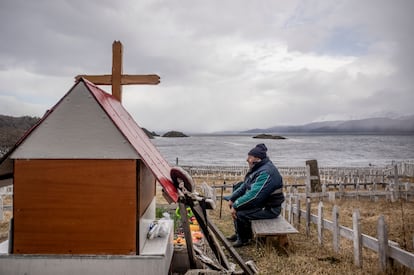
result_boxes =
[187,176,414,275]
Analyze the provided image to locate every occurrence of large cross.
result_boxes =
[76,40,160,102]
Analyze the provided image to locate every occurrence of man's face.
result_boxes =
[246,155,261,168]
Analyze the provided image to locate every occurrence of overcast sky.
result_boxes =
[1,0,413,133]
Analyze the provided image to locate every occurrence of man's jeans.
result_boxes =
[234,206,281,242]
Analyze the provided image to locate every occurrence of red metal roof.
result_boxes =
[0,78,178,202]
[83,78,178,202]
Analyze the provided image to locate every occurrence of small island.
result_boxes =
[253,134,286,140]
[162,131,189,138]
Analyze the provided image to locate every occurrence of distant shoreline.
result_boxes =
[183,131,414,137]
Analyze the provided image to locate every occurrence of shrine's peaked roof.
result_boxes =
[0,78,178,202]
[82,78,178,202]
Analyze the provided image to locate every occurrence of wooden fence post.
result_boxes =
[378,215,390,272]
[355,177,359,200]
[306,198,311,237]
[394,165,400,199]
[404,182,409,201]
[305,165,311,198]
[328,191,335,202]
[295,196,301,229]
[332,205,340,253]
[322,183,326,199]
[317,201,324,245]
[306,160,322,192]
[179,202,198,269]
[339,181,343,199]
[353,209,362,267]
[0,196,3,222]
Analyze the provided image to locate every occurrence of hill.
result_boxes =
[243,116,414,134]
[0,115,40,151]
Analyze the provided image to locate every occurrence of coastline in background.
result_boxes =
[151,134,414,167]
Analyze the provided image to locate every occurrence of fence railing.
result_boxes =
[284,195,414,272]
[0,187,13,222]
[184,161,414,180]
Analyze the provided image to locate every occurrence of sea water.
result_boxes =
[151,134,414,167]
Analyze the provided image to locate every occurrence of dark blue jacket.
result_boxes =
[230,157,284,210]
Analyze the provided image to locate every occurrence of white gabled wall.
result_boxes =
[11,82,140,159]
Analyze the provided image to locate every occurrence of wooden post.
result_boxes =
[282,200,286,219]
[306,160,321,192]
[404,182,409,201]
[394,165,400,199]
[317,201,324,245]
[328,191,335,202]
[76,41,160,103]
[178,202,197,269]
[322,183,327,198]
[306,198,311,237]
[305,165,311,197]
[219,184,224,219]
[208,227,231,270]
[8,217,13,254]
[191,205,255,275]
[295,196,301,229]
[353,209,362,267]
[378,215,389,272]
[111,41,123,101]
[332,205,340,253]
[0,197,3,222]
[355,177,359,200]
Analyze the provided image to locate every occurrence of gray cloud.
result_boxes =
[0,0,413,132]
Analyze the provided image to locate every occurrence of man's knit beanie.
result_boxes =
[248,143,267,159]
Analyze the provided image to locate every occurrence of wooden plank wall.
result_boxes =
[13,159,137,255]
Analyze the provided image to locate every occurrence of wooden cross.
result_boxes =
[76,40,160,102]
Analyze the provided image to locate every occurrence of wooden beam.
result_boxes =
[74,41,160,103]
[112,41,123,102]
[75,74,160,86]
[75,75,112,85]
[121,74,160,85]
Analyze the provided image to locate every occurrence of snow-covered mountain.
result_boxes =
[243,115,414,133]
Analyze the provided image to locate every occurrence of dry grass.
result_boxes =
[189,176,414,275]
[0,211,11,242]
[0,194,12,242]
[1,177,413,274]
[211,200,414,274]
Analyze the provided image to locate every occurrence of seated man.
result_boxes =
[227,143,284,247]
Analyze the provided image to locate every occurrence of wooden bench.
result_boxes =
[251,216,298,250]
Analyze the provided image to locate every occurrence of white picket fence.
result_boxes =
[284,195,414,272]
[0,186,13,222]
[285,163,414,204]
[184,161,414,183]
[191,162,414,272]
